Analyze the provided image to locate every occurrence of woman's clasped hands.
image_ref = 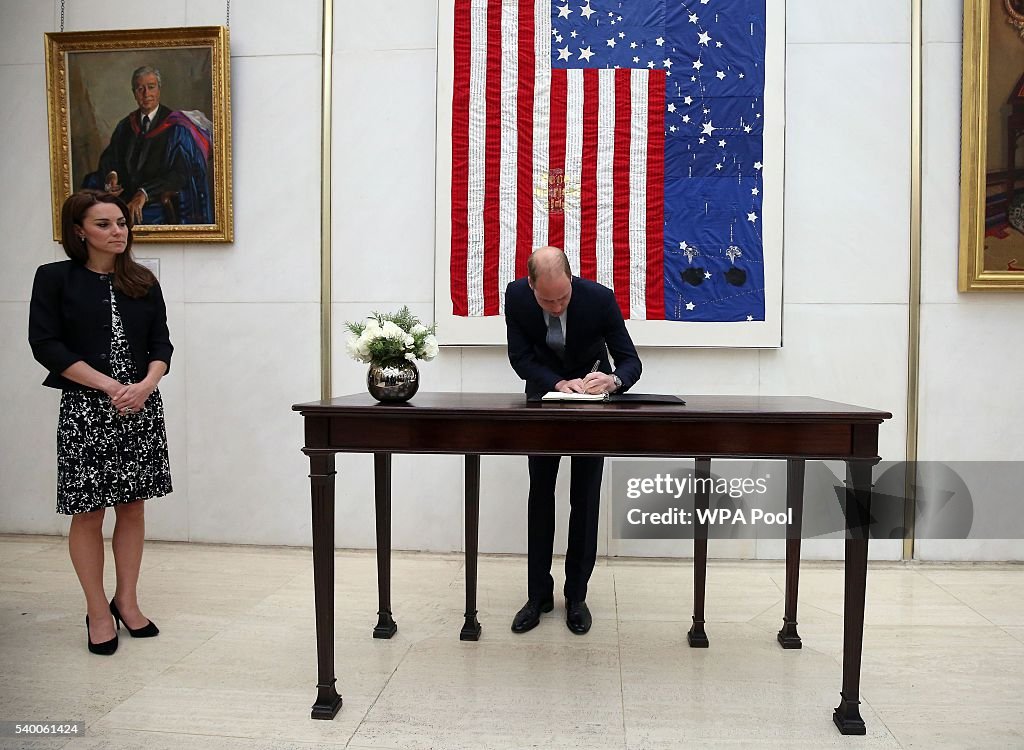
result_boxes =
[106,379,155,415]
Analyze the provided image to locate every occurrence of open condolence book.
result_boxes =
[533,393,686,404]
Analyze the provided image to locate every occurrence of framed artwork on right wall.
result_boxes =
[960,0,1024,290]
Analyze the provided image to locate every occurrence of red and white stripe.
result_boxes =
[530,0,550,254]
[451,0,665,319]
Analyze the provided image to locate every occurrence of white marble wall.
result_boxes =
[0,0,323,546]
[916,0,1024,560]
[0,23,64,536]
[2,0,1017,560]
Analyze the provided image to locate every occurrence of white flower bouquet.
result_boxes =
[344,306,439,365]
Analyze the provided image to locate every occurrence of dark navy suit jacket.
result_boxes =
[504,276,641,396]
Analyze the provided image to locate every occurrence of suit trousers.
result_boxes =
[527,454,604,602]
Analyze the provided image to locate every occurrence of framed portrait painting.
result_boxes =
[44,26,233,243]
[960,0,1024,289]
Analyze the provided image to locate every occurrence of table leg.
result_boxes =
[687,457,711,648]
[373,452,398,639]
[833,460,874,736]
[461,454,483,640]
[309,452,343,720]
[778,459,805,649]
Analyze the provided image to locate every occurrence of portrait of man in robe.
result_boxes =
[68,47,216,226]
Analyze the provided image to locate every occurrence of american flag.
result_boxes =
[450,0,767,322]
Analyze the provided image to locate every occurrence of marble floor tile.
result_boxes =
[0,561,83,596]
[1002,626,1024,645]
[880,704,1024,749]
[92,686,364,747]
[4,537,1024,748]
[0,534,64,562]
[350,638,626,750]
[858,626,1024,708]
[914,564,1024,586]
[0,738,74,750]
[613,560,785,624]
[922,581,1024,627]
[768,565,994,628]
[71,729,349,749]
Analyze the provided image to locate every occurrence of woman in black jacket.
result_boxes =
[29,190,172,655]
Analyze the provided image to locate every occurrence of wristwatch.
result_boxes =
[611,373,623,392]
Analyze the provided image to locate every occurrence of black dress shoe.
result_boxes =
[511,595,554,633]
[565,600,592,635]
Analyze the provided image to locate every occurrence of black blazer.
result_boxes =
[29,260,173,391]
[505,276,642,395]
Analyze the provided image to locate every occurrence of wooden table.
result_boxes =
[293,393,891,734]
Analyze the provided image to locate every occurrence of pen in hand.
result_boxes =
[581,360,601,394]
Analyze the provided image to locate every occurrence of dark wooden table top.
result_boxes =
[293,392,892,423]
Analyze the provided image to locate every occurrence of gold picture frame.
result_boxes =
[959,0,1024,289]
[44,26,233,243]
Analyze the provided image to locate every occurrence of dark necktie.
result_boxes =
[128,115,149,170]
[546,315,565,358]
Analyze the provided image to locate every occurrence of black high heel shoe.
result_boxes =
[109,599,159,638]
[85,615,118,655]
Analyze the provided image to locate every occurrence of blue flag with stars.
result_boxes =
[552,0,766,322]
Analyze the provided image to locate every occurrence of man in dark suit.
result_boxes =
[504,246,642,635]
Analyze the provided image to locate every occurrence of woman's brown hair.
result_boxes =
[60,189,157,298]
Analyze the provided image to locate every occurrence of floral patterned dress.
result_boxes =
[56,278,172,514]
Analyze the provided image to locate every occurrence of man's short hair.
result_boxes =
[527,247,571,284]
[131,65,162,91]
